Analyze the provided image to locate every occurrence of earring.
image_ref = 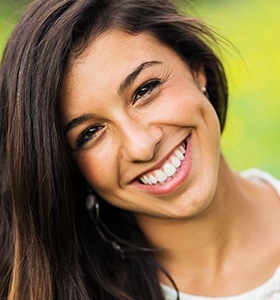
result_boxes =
[86,193,100,220]
[85,192,125,257]
[201,86,209,99]
[85,192,162,257]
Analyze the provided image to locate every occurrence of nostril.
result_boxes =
[132,152,154,163]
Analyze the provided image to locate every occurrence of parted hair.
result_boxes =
[0,0,228,299]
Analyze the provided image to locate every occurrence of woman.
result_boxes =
[0,0,279,299]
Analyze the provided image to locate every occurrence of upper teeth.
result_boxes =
[139,142,186,185]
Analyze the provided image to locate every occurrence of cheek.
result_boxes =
[153,72,205,121]
[200,99,221,142]
[157,87,216,128]
[170,81,221,135]
[74,149,118,191]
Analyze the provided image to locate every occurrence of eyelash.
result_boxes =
[74,125,105,150]
[132,78,162,104]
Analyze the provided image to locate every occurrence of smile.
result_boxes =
[139,141,187,185]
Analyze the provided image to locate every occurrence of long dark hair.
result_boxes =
[0,0,228,299]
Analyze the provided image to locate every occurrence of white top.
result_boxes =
[162,169,280,300]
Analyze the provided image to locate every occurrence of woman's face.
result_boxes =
[61,29,221,219]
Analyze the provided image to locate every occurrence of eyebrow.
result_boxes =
[62,113,94,136]
[118,60,162,95]
[62,60,162,135]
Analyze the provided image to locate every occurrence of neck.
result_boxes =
[134,156,246,274]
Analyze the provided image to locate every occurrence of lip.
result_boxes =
[131,134,192,196]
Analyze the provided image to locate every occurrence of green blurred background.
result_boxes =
[0,0,279,177]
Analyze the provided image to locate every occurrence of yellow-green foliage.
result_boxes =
[0,2,24,55]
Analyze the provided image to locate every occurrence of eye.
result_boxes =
[132,79,162,104]
[74,124,105,150]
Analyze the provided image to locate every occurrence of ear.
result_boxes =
[192,65,207,90]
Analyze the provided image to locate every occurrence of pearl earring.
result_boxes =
[201,86,209,99]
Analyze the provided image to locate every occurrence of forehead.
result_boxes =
[61,29,185,120]
[81,29,162,56]
[65,29,172,87]
[73,29,163,64]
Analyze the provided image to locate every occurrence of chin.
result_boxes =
[166,175,218,219]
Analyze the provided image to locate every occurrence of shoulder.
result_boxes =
[162,266,280,299]
[240,168,280,196]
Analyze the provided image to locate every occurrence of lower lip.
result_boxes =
[132,135,192,196]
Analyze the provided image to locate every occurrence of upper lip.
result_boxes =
[132,136,188,182]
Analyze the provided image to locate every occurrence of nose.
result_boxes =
[119,118,162,162]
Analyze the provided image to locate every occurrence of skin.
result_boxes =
[61,29,280,296]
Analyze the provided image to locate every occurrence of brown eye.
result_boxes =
[132,79,161,104]
[75,125,105,149]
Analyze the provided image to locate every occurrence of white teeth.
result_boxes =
[180,145,186,154]
[143,175,152,185]
[171,156,181,168]
[175,150,184,161]
[163,163,176,177]
[140,177,148,184]
[148,174,158,184]
[139,141,187,185]
[155,170,168,183]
